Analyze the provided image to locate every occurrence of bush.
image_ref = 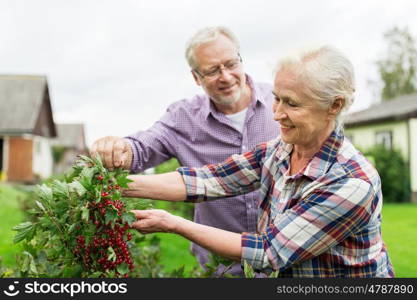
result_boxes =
[12,156,158,277]
[364,145,411,203]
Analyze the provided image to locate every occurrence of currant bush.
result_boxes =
[12,155,149,278]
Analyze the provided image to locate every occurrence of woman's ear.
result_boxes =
[328,96,345,117]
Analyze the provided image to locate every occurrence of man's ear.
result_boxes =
[191,70,202,86]
[328,96,344,117]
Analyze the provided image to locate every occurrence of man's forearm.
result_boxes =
[123,171,187,201]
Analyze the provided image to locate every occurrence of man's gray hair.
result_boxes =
[185,26,240,69]
[276,45,355,124]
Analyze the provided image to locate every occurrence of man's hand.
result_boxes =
[90,136,133,170]
[130,209,182,234]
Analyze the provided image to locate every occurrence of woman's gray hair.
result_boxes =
[276,45,355,125]
[185,26,240,69]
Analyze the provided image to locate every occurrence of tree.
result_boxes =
[377,26,417,101]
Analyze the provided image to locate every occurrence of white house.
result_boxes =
[344,92,417,203]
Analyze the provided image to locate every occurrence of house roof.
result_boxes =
[0,75,56,137]
[50,123,87,150]
[345,92,417,127]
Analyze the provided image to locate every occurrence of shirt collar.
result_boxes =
[275,126,345,181]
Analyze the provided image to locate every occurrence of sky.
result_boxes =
[1,0,417,146]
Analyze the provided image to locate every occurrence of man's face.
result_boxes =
[192,35,246,106]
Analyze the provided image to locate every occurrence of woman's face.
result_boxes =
[272,69,334,150]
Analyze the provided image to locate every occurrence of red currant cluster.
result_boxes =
[72,174,135,277]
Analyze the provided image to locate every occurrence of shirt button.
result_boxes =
[248,204,252,209]
[242,145,247,151]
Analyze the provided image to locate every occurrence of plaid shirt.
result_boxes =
[177,128,395,277]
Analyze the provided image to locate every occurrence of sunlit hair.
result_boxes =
[185,26,240,69]
[276,45,355,125]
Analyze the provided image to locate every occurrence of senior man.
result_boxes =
[91,26,279,275]
[125,45,395,277]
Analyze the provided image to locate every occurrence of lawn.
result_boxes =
[0,184,26,267]
[381,203,417,277]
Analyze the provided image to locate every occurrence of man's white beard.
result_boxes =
[211,88,242,106]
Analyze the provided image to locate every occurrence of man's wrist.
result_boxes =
[124,139,134,170]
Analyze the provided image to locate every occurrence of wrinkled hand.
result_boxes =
[130,209,180,234]
[90,136,132,170]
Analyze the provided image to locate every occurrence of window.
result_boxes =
[375,131,392,150]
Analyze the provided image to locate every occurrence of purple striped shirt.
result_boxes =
[125,75,279,275]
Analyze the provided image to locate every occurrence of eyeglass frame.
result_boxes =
[193,53,243,80]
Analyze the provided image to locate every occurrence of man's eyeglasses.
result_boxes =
[194,54,242,80]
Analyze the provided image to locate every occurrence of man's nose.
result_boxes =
[218,66,233,81]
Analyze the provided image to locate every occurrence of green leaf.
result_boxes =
[116,262,129,275]
[81,207,90,222]
[91,155,105,173]
[68,181,87,197]
[51,180,70,198]
[13,222,36,243]
[243,260,255,278]
[35,200,46,212]
[121,212,136,225]
[116,174,134,188]
[13,221,33,231]
[62,264,83,278]
[169,266,185,278]
[21,251,38,275]
[108,247,116,262]
[77,154,95,165]
[37,184,53,204]
[67,223,77,234]
[89,271,104,278]
[105,209,118,225]
[79,167,97,189]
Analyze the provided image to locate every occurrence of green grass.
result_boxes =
[381,203,417,277]
[0,184,26,267]
[151,200,199,275]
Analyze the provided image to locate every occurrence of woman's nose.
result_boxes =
[273,103,286,121]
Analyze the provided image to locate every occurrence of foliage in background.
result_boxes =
[376,26,417,101]
[364,145,410,202]
[51,145,66,164]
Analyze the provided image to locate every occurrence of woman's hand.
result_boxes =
[131,209,242,261]
[130,209,182,234]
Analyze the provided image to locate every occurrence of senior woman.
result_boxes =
[124,45,394,277]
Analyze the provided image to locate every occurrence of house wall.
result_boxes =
[409,118,417,202]
[32,136,54,179]
[7,136,34,182]
[345,120,409,160]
